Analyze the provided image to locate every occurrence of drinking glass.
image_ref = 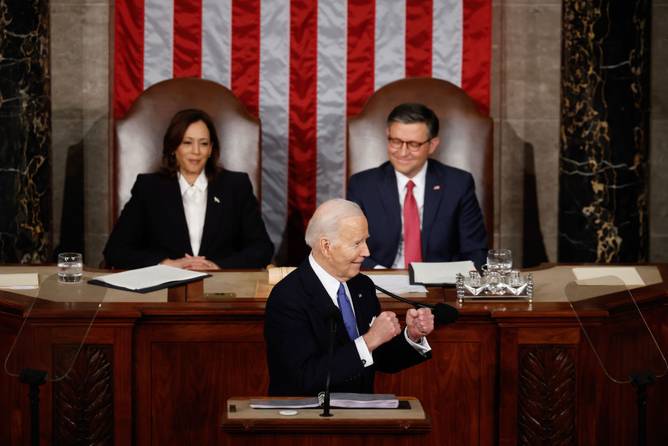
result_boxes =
[486,249,512,274]
[57,252,83,283]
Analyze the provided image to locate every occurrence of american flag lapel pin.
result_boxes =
[433,185,441,191]
[213,196,221,204]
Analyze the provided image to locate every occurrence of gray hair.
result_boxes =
[305,199,364,248]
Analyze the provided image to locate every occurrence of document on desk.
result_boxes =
[369,274,427,294]
[249,393,399,409]
[88,265,210,293]
[572,267,645,286]
[409,261,476,285]
[0,273,39,289]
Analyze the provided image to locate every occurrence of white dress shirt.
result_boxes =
[391,162,428,269]
[178,171,208,256]
[309,254,430,367]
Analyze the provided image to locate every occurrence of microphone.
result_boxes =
[374,284,459,325]
[320,310,338,417]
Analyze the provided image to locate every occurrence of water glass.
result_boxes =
[486,249,512,274]
[58,252,83,283]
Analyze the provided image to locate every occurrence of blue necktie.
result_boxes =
[337,283,359,340]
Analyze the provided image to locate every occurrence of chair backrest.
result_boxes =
[347,77,493,238]
[113,77,261,219]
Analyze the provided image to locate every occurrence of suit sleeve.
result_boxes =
[347,176,380,269]
[103,176,170,269]
[209,174,273,268]
[457,174,488,268]
[264,283,366,396]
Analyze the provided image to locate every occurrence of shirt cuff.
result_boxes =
[354,336,374,368]
[403,327,431,355]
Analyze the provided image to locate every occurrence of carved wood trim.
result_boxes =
[518,346,576,445]
[53,344,114,445]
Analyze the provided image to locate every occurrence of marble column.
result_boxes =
[0,0,51,263]
[559,0,651,262]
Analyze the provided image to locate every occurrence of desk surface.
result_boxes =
[0,265,668,318]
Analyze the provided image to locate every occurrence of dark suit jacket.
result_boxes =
[103,170,273,269]
[347,159,488,269]
[264,258,429,396]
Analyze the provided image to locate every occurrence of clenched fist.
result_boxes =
[406,307,434,342]
[362,311,402,351]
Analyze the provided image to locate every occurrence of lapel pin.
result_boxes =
[357,293,362,298]
[433,185,441,191]
[213,196,221,203]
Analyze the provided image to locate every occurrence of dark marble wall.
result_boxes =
[0,0,51,263]
[559,0,651,262]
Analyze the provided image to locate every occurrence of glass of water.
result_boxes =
[58,252,83,283]
[486,249,512,274]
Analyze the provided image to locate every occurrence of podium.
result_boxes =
[222,397,430,445]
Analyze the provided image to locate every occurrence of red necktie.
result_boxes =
[403,180,422,267]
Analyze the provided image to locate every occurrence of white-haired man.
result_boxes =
[265,199,434,396]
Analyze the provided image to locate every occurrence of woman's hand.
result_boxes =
[161,255,220,270]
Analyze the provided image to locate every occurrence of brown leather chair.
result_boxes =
[347,77,493,239]
[113,77,261,219]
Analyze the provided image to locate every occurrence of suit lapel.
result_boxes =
[347,277,372,336]
[422,160,445,256]
[379,163,402,243]
[164,177,192,255]
[200,175,224,257]
[300,260,348,344]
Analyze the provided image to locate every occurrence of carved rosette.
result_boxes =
[518,346,576,445]
[53,345,114,445]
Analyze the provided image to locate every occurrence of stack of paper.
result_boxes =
[88,265,209,293]
[249,393,399,409]
[409,261,476,285]
[0,273,39,289]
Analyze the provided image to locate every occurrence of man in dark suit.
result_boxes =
[264,199,433,396]
[347,103,488,269]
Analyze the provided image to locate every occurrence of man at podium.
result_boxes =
[264,199,434,396]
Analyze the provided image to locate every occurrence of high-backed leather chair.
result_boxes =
[113,77,260,219]
[347,77,493,238]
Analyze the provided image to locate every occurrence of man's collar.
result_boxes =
[394,161,428,191]
[308,253,342,298]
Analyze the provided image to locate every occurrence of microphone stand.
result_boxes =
[320,317,336,417]
[20,368,47,446]
[630,371,655,446]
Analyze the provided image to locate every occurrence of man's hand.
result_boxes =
[406,307,434,342]
[362,311,401,352]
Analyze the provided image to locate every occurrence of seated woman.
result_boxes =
[104,109,273,270]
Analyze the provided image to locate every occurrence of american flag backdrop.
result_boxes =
[113,0,491,259]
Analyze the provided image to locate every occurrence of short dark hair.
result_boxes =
[387,103,440,139]
[161,109,221,180]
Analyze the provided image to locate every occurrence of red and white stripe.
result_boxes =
[113,0,491,255]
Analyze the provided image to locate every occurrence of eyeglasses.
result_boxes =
[387,137,432,152]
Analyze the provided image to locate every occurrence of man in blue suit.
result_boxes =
[347,103,488,269]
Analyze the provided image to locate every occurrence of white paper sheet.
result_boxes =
[0,273,39,289]
[368,274,427,294]
[91,265,208,291]
[410,261,476,284]
[572,267,645,286]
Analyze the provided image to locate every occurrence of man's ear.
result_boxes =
[428,137,440,155]
[319,237,331,258]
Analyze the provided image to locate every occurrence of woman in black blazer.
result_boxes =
[104,109,273,270]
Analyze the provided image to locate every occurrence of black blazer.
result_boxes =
[347,159,488,268]
[103,170,273,269]
[264,259,429,396]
